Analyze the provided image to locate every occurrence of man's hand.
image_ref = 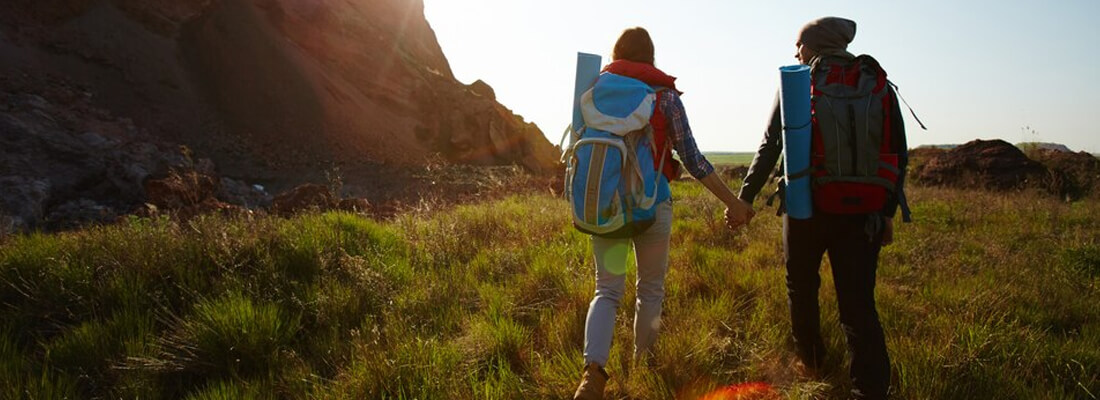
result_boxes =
[882,217,894,246]
[724,199,755,231]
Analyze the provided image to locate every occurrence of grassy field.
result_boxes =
[1,180,1098,399]
[703,152,756,167]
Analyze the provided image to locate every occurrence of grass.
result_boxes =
[703,152,756,167]
[0,181,1098,399]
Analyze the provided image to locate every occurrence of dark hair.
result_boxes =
[612,27,655,65]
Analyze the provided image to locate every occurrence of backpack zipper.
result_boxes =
[823,95,843,176]
[848,103,857,174]
[821,67,847,176]
[865,96,874,174]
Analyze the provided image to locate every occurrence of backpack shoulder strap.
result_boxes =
[649,88,672,177]
[652,86,671,102]
[899,188,913,223]
[887,81,928,131]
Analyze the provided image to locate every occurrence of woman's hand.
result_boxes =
[724,199,755,231]
[696,172,755,232]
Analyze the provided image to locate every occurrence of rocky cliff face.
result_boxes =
[0,0,560,231]
[2,0,559,171]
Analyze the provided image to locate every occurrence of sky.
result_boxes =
[423,0,1100,153]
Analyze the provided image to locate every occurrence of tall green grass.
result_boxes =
[702,152,756,167]
[0,184,1097,399]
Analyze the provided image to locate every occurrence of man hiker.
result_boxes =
[736,16,911,400]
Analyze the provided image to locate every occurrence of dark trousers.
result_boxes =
[784,213,890,399]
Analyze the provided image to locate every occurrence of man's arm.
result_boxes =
[881,87,907,220]
[881,86,909,245]
[738,93,784,205]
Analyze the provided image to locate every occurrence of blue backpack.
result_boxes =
[562,73,668,238]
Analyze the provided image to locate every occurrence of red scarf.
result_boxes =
[602,60,681,94]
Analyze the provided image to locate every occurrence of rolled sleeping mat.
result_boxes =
[573,52,603,136]
[779,64,812,220]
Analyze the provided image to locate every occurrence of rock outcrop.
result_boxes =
[912,139,1100,199]
[271,183,336,215]
[0,86,187,231]
[0,0,558,174]
[1030,149,1100,200]
[0,80,273,231]
[0,0,562,231]
[914,139,1049,191]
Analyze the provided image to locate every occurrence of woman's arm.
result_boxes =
[699,173,755,229]
[660,92,755,227]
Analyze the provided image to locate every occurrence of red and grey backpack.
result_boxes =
[806,54,908,218]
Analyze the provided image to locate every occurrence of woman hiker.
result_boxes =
[573,26,755,400]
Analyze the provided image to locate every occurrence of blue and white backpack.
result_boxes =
[561,73,668,238]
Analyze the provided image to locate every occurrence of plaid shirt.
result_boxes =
[659,91,714,180]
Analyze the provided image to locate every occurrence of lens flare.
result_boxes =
[597,240,631,275]
[699,382,779,400]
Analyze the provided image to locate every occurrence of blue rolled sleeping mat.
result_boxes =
[779,65,813,220]
[573,52,603,135]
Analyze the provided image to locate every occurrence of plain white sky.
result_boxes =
[424,0,1099,152]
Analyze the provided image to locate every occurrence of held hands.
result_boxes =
[724,199,755,231]
[695,172,754,232]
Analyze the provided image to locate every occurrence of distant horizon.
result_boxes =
[701,140,1100,155]
[424,0,1100,154]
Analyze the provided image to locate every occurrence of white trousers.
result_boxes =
[583,201,673,366]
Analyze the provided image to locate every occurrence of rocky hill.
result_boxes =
[911,139,1100,200]
[0,0,560,231]
[1018,142,1073,153]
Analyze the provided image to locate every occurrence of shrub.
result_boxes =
[153,292,300,382]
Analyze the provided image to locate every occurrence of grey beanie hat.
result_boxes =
[798,17,857,52]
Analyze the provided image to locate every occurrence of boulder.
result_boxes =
[143,170,220,210]
[218,177,273,208]
[45,199,118,230]
[0,177,51,231]
[336,198,371,213]
[272,183,335,215]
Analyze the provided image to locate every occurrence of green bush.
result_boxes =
[155,292,300,381]
[1063,245,1100,279]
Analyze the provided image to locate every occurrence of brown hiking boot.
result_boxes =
[573,362,609,400]
[793,358,824,380]
[794,344,826,379]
